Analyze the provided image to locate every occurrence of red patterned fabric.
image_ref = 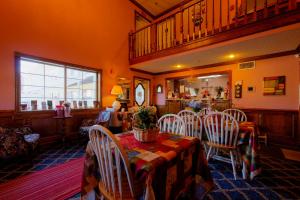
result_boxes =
[81,132,213,200]
[238,122,261,179]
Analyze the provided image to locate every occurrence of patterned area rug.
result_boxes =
[204,150,300,200]
[0,157,84,200]
[1,142,300,200]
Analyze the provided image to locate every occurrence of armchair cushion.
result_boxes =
[0,127,30,159]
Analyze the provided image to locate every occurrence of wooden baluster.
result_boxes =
[254,0,257,21]
[146,28,148,54]
[133,33,136,58]
[161,22,164,49]
[235,0,238,27]
[264,0,268,18]
[181,9,184,44]
[193,4,196,40]
[173,16,177,46]
[136,32,139,57]
[142,30,145,56]
[205,0,208,36]
[140,30,142,56]
[199,2,202,38]
[244,0,248,24]
[227,0,230,29]
[219,0,222,32]
[212,0,215,34]
[187,8,190,42]
[170,19,172,47]
[165,20,168,48]
[151,24,157,53]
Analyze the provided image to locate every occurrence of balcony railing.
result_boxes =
[129,0,299,63]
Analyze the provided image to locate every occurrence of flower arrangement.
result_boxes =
[133,106,158,142]
[133,106,157,130]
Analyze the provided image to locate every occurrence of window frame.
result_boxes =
[15,52,102,112]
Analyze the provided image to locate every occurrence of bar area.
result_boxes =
[166,72,232,113]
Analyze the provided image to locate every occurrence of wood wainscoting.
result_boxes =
[241,108,299,147]
[0,109,99,147]
[156,105,299,147]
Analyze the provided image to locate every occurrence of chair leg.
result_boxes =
[230,150,237,180]
[207,146,212,161]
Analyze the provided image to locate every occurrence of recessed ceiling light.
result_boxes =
[228,54,235,59]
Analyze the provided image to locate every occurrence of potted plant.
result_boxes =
[133,106,158,142]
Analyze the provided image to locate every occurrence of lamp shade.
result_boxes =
[111,85,123,95]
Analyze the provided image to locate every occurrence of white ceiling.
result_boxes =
[131,23,300,73]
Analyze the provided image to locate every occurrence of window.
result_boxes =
[17,56,100,111]
[134,77,150,107]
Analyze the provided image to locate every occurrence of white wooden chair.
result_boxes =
[158,114,185,135]
[89,125,135,200]
[204,112,240,179]
[198,107,212,117]
[178,110,203,139]
[223,108,247,122]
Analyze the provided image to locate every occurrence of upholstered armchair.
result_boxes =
[79,111,111,136]
[0,127,40,160]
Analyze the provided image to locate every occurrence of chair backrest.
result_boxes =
[89,125,135,199]
[223,108,247,122]
[178,110,203,139]
[158,114,185,135]
[198,107,212,117]
[204,112,239,147]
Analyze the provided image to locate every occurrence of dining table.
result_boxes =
[238,121,262,180]
[81,132,214,200]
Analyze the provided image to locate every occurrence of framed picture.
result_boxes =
[31,100,38,110]
[156,84,163,93]
[78,101,83,108]
[263,76,285,95]
[73,101,78,109]
[41,101,47,110]
[83,101,88,108]
[234,81,243,98]
[47,100,53,110]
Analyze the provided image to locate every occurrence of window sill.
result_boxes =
[16,108,100,114]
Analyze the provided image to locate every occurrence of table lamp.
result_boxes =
[111,85,123,111]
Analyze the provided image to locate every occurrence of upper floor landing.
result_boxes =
[129,0,300,65]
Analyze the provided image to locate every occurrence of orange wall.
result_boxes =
[0,0,153,110]
[154,55,300,110]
